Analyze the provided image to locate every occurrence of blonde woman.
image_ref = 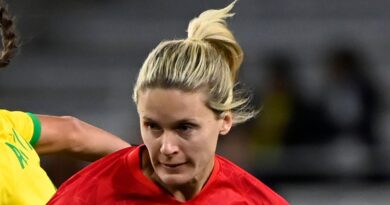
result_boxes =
[48,2,289,204]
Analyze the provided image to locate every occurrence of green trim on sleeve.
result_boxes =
[27,112,42,147]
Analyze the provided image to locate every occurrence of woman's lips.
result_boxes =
[160,162,186,168]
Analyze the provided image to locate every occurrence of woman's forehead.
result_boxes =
[137,88,214,121]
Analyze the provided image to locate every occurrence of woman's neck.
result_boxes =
[141,148,214,202]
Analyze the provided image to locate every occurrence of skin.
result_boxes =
[36,115,130,161]
[137,88,233,202]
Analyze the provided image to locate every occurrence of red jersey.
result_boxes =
[48,145,288,205]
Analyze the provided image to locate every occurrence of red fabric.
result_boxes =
[48,145,288,205]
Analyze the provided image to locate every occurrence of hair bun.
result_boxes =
[186,0,243,81]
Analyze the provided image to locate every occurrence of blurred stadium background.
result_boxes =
[1,0,390,204]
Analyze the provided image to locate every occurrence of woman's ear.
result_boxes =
[219,112,233,135]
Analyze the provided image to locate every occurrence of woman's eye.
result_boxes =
[145,122,160,130]
[177,124,194,132]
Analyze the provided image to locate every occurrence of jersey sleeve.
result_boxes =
[0,109,42,147]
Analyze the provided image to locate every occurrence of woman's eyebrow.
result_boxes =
[172,119,199,127]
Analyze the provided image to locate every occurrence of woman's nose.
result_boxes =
[160,131,179,156]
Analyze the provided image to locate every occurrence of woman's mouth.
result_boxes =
[160,162,186,169]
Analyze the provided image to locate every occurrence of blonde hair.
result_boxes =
[133,1,257,124]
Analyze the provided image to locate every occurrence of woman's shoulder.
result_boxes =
[215,155,260,183]
[66,146,135,182]
[215,155,289,205]
[75,146,136,177]
[47,146,138,204]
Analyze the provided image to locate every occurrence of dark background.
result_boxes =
[1,1,390,204]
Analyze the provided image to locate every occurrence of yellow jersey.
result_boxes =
[0,109,56,205]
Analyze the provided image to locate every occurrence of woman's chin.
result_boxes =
[157,172,192,186]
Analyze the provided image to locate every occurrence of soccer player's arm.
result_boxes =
[34,114,131,161]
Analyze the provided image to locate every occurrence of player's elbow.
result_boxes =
[58,115,87,154]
